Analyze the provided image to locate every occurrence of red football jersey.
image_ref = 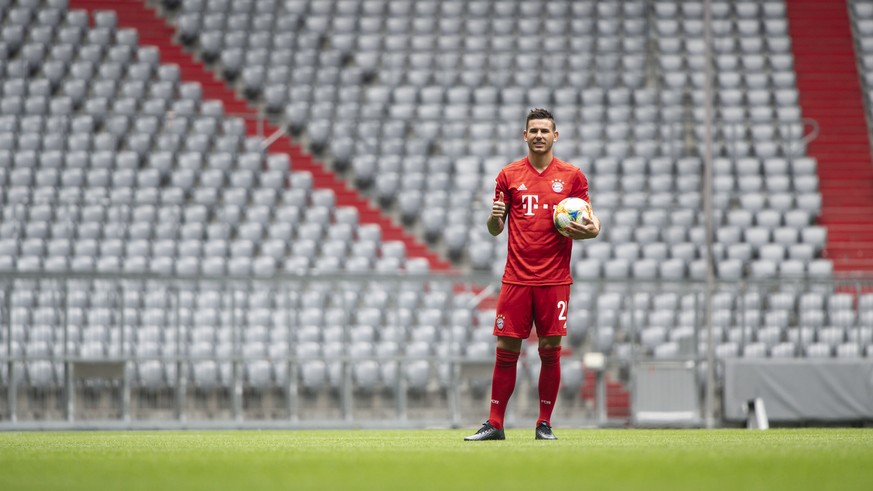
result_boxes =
[494,157,590,286]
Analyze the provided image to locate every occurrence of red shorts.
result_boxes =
[492,283,571,339]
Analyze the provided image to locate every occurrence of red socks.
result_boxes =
[486,346,563,430]
[537,346,562,427]
[487,347,520,430]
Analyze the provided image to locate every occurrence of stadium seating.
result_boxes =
[162,0,825,280]
[1,0,871,426]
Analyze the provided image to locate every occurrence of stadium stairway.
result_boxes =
[579,371,631,420]
[66,0,454,271]
[787,0,873,272]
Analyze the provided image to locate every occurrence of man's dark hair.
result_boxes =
[526,108,556,130]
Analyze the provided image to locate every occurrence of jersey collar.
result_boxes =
[525,156,556,175]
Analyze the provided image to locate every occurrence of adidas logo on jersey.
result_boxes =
[518,183,527,191]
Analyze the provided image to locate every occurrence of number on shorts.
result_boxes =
[557,300,567,321]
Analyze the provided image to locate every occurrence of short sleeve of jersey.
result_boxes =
[495,169,511,206]
[571,168,590,205]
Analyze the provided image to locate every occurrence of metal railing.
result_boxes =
[1,269,871,429]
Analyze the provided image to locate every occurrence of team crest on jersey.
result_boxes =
[551,179,565,193]
[495,314,505,331]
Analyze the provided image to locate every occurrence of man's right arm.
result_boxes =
[487,191,506,236]
[487,215,504,236]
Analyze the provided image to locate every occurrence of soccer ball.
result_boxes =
[553,197,592,237]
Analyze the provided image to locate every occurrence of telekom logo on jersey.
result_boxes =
[520,194,554,216]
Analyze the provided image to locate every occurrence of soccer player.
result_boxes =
[465,108,601,441]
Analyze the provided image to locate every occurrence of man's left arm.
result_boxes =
[566,169,599,240]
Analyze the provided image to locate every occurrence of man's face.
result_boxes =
[524,119,557,155]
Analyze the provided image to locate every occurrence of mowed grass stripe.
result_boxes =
[0,429,871,491]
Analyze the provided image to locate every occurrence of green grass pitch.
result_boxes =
[0,428,871,491]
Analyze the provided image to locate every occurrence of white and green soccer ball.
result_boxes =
[553,197,592,237]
